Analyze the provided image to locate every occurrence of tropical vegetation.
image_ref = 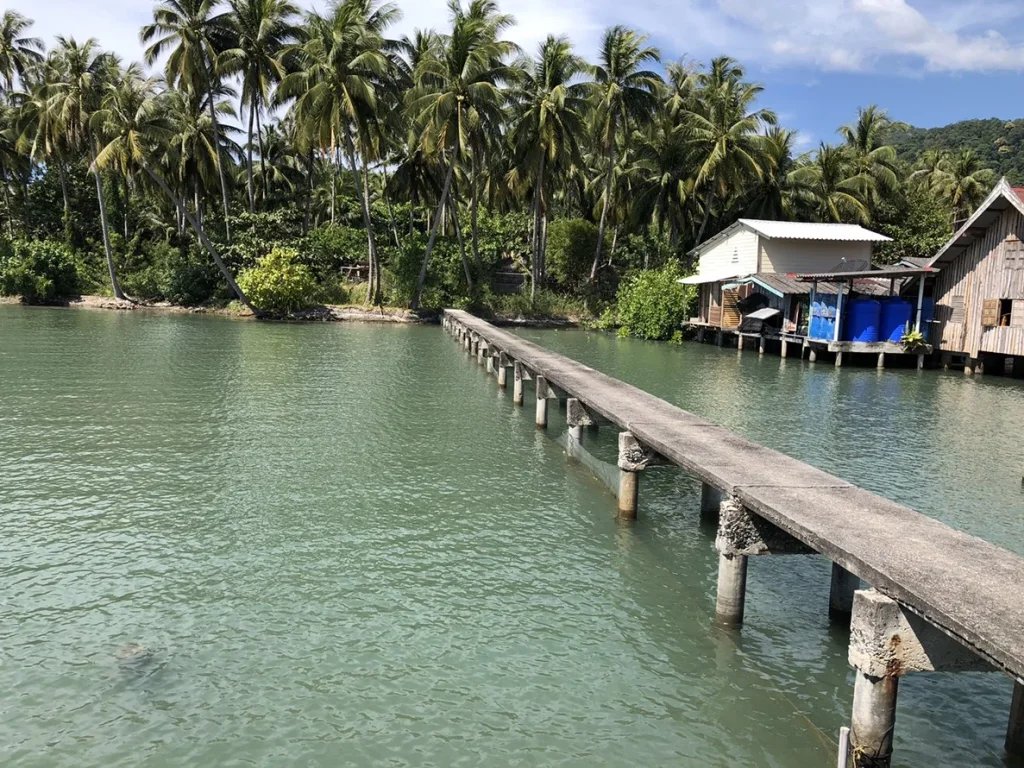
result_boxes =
[0,3,1007,330]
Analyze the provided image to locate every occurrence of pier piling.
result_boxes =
[513,362,524,405]
[497,352,508,388]
[829,563,859,620]
[535,376,549,428]
[1007,682,1024,757]
[700,483,723,523]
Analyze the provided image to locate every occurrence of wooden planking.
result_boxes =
[934,206,1024,356]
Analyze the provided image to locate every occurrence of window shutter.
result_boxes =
[949,295,965,324]
[1013,300,1024,328]
[981,298,1000,327]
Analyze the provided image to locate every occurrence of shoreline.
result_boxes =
[0,295,583,328]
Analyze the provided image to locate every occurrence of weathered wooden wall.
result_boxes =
[934,207,1024,357]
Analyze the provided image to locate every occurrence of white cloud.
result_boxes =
[639,0,1024,73]
[9,0,1024,75]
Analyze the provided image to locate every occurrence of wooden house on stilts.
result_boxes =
[928,178,1024,376]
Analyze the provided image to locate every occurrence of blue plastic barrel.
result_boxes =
[844,299,881,342]
[879,299,913,342]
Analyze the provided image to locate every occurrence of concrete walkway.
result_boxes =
[445,308,1024,767]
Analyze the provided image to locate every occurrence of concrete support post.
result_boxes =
[851,670,898,768]
[781,339,789,359]
[716,331,723,347]
[847,589,994,767]
[513,362,524,406]
[965,358,977,375]
[497,352,508,388]
[463,330,470,351]
[1006,681,1024,757]
[835,351,844,368]
[829,563,859,620]
[877,352,885,369]
[616,432,667,521]
[715,552,748,626]
[737,334,744,351]
[486,351,494,373]
[477,341,486,365]
[917,353,925,370]
[809,347,818,363]
[617,469,639,519]
[535,375,549,428]
[759,336,766,356]
[700,483,723,523]
[471,334,479,356]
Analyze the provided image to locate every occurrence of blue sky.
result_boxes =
[14,0,1024,152]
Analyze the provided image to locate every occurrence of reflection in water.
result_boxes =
[0,307,1020,767]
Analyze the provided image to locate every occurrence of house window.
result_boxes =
[1005,235,1024,269]
[1000,299,1013,327]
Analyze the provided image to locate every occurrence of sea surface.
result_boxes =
[2,305,1023,766]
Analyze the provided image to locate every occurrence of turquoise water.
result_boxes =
[1,305,1021,766]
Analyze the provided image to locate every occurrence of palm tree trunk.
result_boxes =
[381,166,400,248]
[471,146,481,269]
[590,124,617,281]
[449,184,473,291]
[344,135,380,306]
[204,63,232,242]
[303,147,314,235]
[93,166,125,301]
[1,172,13,239]
[246,94,256,212]
[532,155,545,291]
[412,160,455,310]
[57,162,70,217]
[142,163,258,315]
[694,183,716,247]
[255,106,268,206]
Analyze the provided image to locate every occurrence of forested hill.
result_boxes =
[888,118,1024,184]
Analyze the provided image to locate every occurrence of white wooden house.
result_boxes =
[684,219,891,333]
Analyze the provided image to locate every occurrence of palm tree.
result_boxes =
[406,3,514,308]
[222,0,298,212]
[588,26,660,281]
[92,67,258,313]
[46,37,127,299]
[743,126,799,221]
[688,56,775,246]
[788,144,872,224]
[839,105,903,201]
[935,149,995,229]
[278,0,401,306]
[142,0,235,240]
[507,35,588,294]
[0,11,43,94]
[630,113,696,252]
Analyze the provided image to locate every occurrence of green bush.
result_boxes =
[238,247,320,315]
[615,262,693,340]
[297,225,368,278]
[162,245,223,306]
[0,239,80,303]
[546,218,600,292]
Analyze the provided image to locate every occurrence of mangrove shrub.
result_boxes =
[238,247,319,315]
[616,263,693,341]
[0,239,80,304]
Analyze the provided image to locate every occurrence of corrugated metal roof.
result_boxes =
[738,219,891,242]
[735,272,891,297]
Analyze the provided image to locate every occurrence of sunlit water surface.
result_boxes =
[2,305,1023,766]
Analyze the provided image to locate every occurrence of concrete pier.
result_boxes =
[716,552,748,626]
[835,351,844,367]
[700,483,723,523]
[497,352,508,388]
[809,347,818,362]
[848,590,994,767]
[513,362,524,405]
[1007,682,1024,756]
[780,339,789,359]
[877,352,885,369]
[829,563,859,620]
[443,310,1024,765]
[535,376,549,428]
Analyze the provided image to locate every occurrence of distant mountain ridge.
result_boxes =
[887,118,1024,185]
